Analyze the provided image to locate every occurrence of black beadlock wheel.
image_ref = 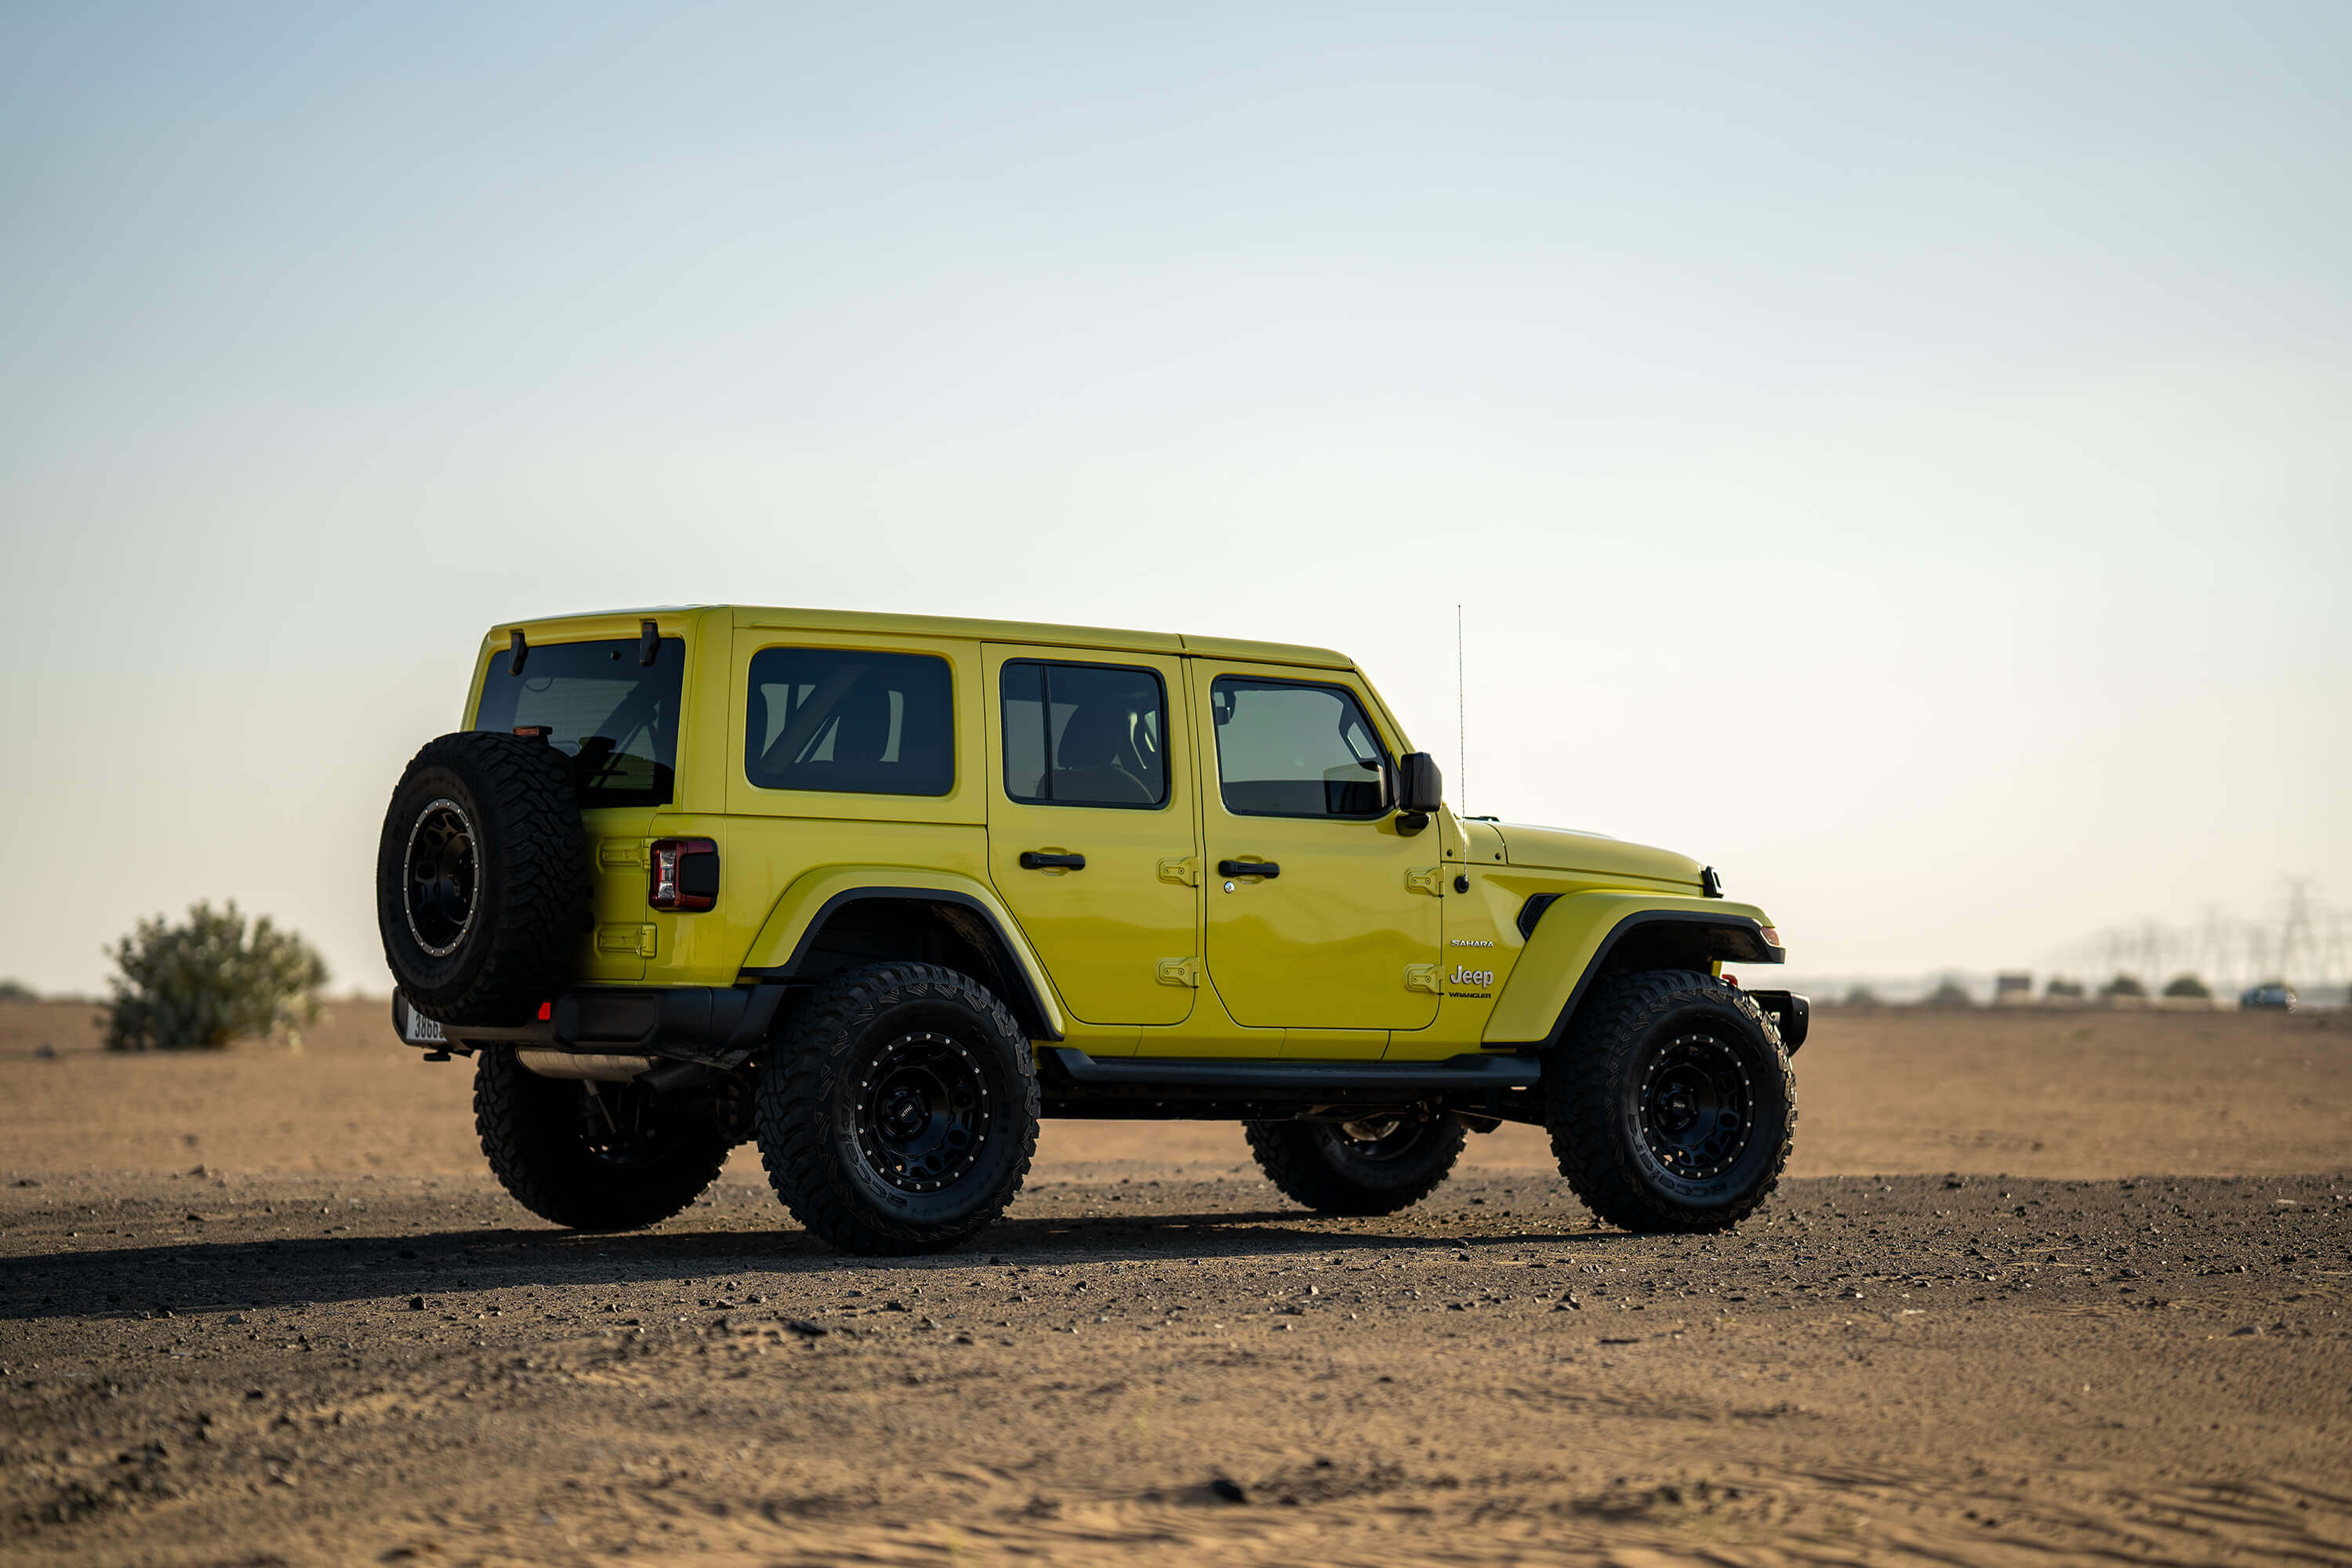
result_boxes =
[851,1030,994,1196]
[1638,1029,1755,1181]
[1544,969,1795,1232]
[1245,1113,1466,1217]
[474,1047,731,1232]
[755,962,1039,1256]
[376,731,587,1026]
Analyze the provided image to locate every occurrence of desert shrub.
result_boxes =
[2044,977,2085,1000]
[0,978,36,1004]
[104,901,328,1051]
[1922,978,1973,1008]
[1842,985,1881,1007]
[2162,974,2211,1000]
[2100,973,2147,1000]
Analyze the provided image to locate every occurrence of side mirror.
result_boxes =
[1397,752,1443,815]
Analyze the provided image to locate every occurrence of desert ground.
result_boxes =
[2,999,2347,1566]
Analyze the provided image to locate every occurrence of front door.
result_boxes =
[1193,662,1440,1031]
[984,648,1201,1027]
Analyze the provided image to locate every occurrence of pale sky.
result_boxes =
[3,3,2346,996]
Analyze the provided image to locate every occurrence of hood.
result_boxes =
[1489,822,1705,888]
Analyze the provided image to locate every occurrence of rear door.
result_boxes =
[1191,660,1439,1032]
[984,648,1200,1027]
[470,631,690,982]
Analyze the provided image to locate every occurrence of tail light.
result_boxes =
[649,838,720,912]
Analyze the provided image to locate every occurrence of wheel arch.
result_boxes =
[738,869,1065,1043]
[1483,894,1781,1051]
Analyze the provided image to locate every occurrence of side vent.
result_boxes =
[1516,893,1561,941]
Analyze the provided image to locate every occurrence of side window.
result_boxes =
[1210,677,1389,818]
[744,648,953,797]
[1001,660,1167,809]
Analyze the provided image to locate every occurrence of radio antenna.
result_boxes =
[1456,602,1466,816]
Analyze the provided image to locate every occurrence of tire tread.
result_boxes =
[1544,969,1795,1232]
[473,1047,728,1231]
[755,962,1039,1256]
[1244,1118,1465,1216]
[377,731,587,1026]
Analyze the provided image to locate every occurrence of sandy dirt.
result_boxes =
[2,1000,2347,1565]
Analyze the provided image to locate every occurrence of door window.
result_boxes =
[745,648,953,796]
[1000,661,1167,808]
[1209,677,1389,818]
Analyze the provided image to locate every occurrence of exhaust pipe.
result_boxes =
[515,1050,652,1083]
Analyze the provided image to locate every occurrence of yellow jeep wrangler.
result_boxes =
[377,607,1802,1254]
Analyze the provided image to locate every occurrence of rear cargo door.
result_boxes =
[471,633,692,981]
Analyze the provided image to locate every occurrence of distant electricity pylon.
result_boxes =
[2278,877,2318,985]
[2049,878,2346,993]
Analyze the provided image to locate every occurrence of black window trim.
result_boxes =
[740,644,958,799]
[998,656,1172,812]
[1209,673,1396,822]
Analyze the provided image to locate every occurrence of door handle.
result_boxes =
[1018,851,1087,871]
[1217,859,1280,879]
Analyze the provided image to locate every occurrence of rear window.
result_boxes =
[745,647,954,797]
[474,637,684,808]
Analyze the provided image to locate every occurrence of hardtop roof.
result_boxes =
[506,605,1353,670]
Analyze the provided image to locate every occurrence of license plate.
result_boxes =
[395,999,446,1046]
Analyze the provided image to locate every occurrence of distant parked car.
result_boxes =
[2239,983,2297,1011]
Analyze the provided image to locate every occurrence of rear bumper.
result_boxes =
[393,985,789,1066]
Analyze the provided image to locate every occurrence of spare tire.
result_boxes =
[376,731,588,1025]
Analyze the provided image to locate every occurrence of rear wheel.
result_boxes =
[1544,969,1793,1232]
[755,962,1039,1255]
[1245,1113,1466,1216]
[474,1047,731,1231]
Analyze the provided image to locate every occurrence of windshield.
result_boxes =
[474,636,684,808]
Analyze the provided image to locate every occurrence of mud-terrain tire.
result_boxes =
[756,962,1039,1255]
[376,731,587,1026]
[1245,1116,1467,1217]
[1544,969,1794,1232]
[474,1047,731,1231]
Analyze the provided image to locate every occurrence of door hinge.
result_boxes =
[598,838,651,870]
[1156,855,1200,887]
[598,924,658,958]
[1403,964,1441,994]
[1156,956,1201,988]
[1405,866,1446,897]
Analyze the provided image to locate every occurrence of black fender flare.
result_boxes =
[738,887,1064,1042]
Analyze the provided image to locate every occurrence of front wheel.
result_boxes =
[755,962,1040,1255]
[1245,1114,1466,1216]
[1544,969,1794,1232]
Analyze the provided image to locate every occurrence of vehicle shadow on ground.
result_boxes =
[3,1208,1638,1321]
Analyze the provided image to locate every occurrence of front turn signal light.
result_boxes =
[1759,926,1783,949]
[649,838,720,913]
